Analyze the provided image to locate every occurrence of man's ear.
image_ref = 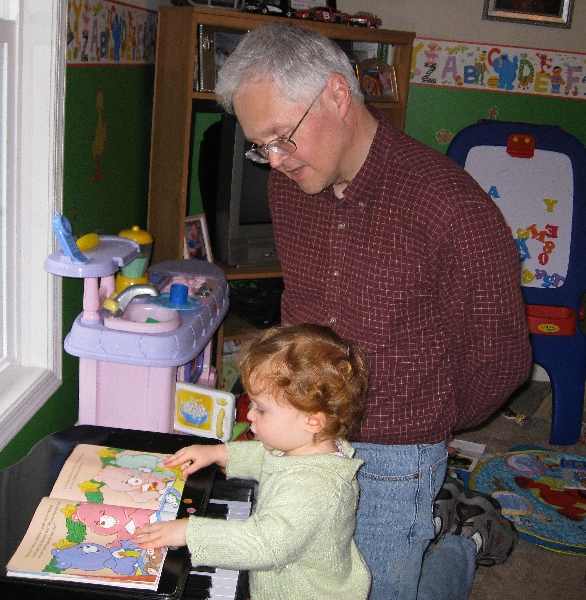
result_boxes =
[305,412,327,433]
[328,72,351,119]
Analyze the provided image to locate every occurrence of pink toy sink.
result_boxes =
[104,302,180,333]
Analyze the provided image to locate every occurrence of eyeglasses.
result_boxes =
[244,88,323,164]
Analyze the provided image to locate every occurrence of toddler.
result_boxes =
[134,323,371,600]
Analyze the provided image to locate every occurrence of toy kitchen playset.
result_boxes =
[44,214,235,442]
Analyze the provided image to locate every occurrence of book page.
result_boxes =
[6,497,167,589]
[50,444,186,515]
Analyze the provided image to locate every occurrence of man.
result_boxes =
[216,23,532,600]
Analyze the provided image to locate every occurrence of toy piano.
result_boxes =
[447,120,586,445]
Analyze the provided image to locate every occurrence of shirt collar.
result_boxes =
[327,105,390,207]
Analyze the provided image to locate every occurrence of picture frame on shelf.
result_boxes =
[198,25,246,92]
[482,0,573,28]
[356,59,398,102]
[184,214,213,262]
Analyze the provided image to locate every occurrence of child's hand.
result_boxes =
[133,519,189,550]
[164,443,228,475]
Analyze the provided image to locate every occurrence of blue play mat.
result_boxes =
[470,450,586,555]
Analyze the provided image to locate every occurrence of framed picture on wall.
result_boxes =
[184,214,213,263]
[482,0,574,28]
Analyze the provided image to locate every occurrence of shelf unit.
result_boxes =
[215,263,283,376]
[147,6,415,379]
[147,5,415,265]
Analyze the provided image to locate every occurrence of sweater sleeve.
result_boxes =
[185,467,339,571]
[224,440,265,481]
[440,189,532,430]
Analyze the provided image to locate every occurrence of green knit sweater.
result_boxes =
[185,439,371,600]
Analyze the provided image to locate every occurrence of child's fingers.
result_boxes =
[163,445,201,467]
[135,535,166,550]
[134,519,188,549]
[134,523,158,538]
[133,526,164,547]
[163,451,190,467]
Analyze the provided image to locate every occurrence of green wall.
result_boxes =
[62,66,154,237]
[0,65,154,469]
[405,83,586,154]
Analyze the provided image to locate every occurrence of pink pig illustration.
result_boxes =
[73,502,156,547]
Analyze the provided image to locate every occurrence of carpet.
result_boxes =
[504,380,552,420]
[470,448,586,555]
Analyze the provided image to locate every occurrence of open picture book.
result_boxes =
[6,444,188,590]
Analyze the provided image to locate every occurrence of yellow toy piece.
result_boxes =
[102,298,119,313]
[76,232,99,251]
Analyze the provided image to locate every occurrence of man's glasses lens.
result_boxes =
[245,138,297,164]
[245,146,270,163]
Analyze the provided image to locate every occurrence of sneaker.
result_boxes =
[451,493,519,567]
[433,473,466,538]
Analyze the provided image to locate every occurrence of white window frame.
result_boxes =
[0,0,65,451]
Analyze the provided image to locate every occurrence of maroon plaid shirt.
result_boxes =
[269,110,532,445]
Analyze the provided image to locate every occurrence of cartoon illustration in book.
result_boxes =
[110,453,184,479]
[93,465,170,503]
[71,503,159,548]
[7,445,176,589]
[51,543,142,576]
[36,499,167,578]
[144,548,165,577]
[67,446,186,515]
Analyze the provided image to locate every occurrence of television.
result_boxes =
[214,114,280,268]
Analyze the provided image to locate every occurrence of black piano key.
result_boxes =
[192,565,216,573]
[182,573,212,599]
[187,574,213,589]
[205,502,229,519]
[211,475,255,504]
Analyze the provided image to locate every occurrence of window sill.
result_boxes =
[0,365,61,451]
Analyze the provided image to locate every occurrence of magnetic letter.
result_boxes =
[487,186,500,199]
[543,198,558,212]
[515,237,531,262]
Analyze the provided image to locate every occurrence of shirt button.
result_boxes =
[338,222,346,229]
[358,202,365,208]
[329,317,337,324]
[333,270,340,277]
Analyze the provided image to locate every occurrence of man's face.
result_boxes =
[233,77,345,196]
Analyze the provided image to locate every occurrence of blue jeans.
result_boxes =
[354,441,476,600]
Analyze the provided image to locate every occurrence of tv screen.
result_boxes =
[238,154,272,225]
[214,114,279,267]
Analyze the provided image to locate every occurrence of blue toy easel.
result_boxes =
[447,120,586,445]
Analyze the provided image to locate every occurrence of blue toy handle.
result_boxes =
[51,212,87,262]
